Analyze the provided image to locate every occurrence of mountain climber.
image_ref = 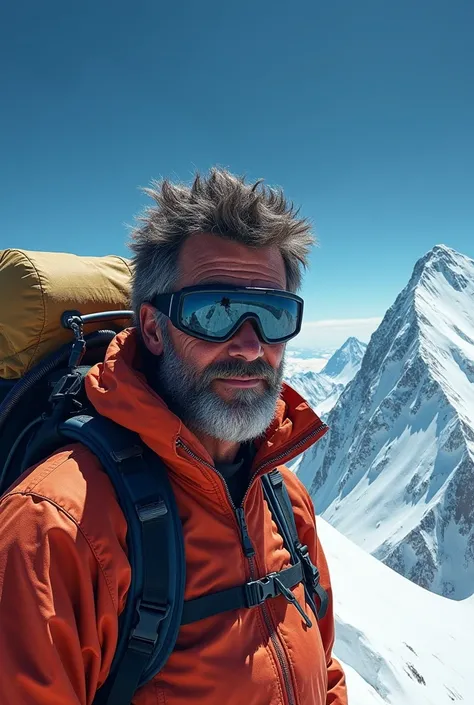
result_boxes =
[0,169,347,704]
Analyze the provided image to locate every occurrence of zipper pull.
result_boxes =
[236,508,255,558]
[274,576,313,628]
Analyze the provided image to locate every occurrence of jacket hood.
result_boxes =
[85,328,328,481]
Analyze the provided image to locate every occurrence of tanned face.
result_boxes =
[140,232,288,459]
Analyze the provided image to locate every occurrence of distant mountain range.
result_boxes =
[285,337,367,417]
[296,245,474,600]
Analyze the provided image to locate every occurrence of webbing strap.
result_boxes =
[103,493,170,705]
[181,562,303,626]
[262,470,329,621]
[261,470,301,566]
[59,415,185,705]
[268,470,300,542]
[140,500,170,609]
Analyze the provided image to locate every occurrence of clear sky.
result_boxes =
[1,0,473,349]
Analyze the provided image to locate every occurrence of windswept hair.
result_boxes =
[128,168,314,321]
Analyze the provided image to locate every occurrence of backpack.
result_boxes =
[0,250,328,705]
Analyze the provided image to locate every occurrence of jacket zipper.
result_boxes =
[253,423,327,475]
[176,423,327,505]
[175,430,326,705]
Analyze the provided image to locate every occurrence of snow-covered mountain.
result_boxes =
[285,369,337,411]
[320,518,472,705]
[285,338,367,416]
[321,336,367,385]
[298,245,474,599]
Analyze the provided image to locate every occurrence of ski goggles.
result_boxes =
[151,285,304,344]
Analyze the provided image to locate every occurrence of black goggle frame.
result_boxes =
[151,285,304,344]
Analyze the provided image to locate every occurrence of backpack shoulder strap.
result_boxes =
[261,469,328,622]
[58,414,185,705]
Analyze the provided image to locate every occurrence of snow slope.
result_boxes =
[319,518,472,705]
[285,370,337,413]
[298,245,474,599]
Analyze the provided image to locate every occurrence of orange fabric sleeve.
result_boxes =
[298,493,348,705]
[0,492,118,705]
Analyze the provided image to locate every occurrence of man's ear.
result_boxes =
[139,303,164,356]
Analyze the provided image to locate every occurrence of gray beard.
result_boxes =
[153,324,285,444]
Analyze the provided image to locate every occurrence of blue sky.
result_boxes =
[1,0,473,349]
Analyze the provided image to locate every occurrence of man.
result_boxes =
[0,169,347,704]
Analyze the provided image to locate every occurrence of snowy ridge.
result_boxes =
[298,245,474,599]
[322,336,367,385]
[285,369,336,411]
[320,518,471,705]
[285,338,366,417]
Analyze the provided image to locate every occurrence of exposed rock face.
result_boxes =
[297,245,474,599]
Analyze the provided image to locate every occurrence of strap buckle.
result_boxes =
[245,569,312,628]
[49,372,83,403]
[268,469,283,487]
[245,572,279,606]
[129,601,170,655]
[297,543,320,589]
[296,543,329,621]
[136,499,168,523]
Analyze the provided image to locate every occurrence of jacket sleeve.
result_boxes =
[0,491,119,705]
[297,491,348,705]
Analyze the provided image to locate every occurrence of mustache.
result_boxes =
[198,358,280,387]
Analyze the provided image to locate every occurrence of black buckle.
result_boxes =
[137,499,168,523]
[245,569,313,628]
[268,469,283,487]
[129,601,170,655]
[296,543,320,589]
[245,572,279,606]
[110,445,143,463]
[49,372,83,402]
[296,542,329,620]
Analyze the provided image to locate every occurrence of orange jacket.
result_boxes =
[0,329,347,705]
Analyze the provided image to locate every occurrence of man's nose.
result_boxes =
[227,320,264,361]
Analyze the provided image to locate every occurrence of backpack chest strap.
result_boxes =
[181,560,307,626]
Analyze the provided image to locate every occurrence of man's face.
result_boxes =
[148,232,288,443]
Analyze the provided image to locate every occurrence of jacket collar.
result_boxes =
[85,328,328,489]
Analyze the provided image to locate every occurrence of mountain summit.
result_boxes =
[322,337,367,384]
[297,244,474,599]
[285,337,367,416]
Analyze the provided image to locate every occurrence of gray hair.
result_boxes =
[128,168,314,323]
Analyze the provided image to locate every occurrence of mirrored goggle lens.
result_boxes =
[180,291,300,341]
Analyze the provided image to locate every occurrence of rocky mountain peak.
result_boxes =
[297,245,474,600]
[322,337,367,382]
